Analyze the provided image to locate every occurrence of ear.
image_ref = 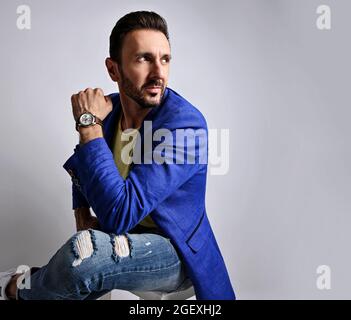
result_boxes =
[105,58,121,82]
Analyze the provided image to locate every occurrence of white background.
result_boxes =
[0,0,350,299]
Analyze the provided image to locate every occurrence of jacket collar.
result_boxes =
[103,87,170,151]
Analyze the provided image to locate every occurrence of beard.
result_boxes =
[119,69,166,109]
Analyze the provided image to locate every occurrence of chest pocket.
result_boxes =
[186,212,211,253]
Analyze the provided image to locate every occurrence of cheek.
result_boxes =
[127,66,149,86]
[163,65,170,80]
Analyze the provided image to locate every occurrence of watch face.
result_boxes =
[79,113,94,126]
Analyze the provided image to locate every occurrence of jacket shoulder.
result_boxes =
[162,88,208,130]
[108,92,120,110]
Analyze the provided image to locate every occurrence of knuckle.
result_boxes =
[78,91,85,97]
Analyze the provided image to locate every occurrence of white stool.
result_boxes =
[99,292,112,300]
[99,278,195,300]
[131,278,195,300]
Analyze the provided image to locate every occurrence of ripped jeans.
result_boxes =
[18,226,188,300]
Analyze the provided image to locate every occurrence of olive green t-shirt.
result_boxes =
[112,112,157,229]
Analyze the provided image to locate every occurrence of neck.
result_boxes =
[119,91,152,131]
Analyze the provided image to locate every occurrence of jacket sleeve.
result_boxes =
[63,124,208,235]
[72,183,90,209]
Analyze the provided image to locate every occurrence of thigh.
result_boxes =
[75,229,187,294]
[19,229,188,300]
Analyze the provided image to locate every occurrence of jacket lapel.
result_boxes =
[102,88,170,153]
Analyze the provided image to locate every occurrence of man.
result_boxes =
[0,11,235,300]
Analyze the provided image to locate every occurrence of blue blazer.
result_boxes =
[63,87,236,300]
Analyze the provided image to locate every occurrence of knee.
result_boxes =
[70,229,132,267]
[52,229,132,277]
[37,230,101,293]
[110,233,132,261]
[47,230,101,289]
[70,229,97,267]
[40,230,133,295]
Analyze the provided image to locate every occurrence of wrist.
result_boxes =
[79,125,103,144]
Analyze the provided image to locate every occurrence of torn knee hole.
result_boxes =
[113,235,130,257]
[110,235,131,261]
[72,230,95,267]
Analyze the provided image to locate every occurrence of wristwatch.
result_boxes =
[75,112,103,132]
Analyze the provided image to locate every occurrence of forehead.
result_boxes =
[122,29,171,57]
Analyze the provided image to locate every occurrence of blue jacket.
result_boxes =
[63,87,236,300]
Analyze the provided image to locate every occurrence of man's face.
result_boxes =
[117,29,171,109]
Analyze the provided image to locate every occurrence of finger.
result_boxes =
[71,94,77,106]
[71,94,75,103]
[94,88,104,96]
[78,90,88,107]
[85,88,95,100]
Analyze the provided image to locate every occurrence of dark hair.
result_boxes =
[109,11,170,64]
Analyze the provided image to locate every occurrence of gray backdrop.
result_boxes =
[0,0,350,299]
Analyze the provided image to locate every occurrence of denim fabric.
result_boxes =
[18,227,189,300]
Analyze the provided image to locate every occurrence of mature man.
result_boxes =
[0,11,235,300]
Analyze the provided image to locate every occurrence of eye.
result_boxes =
[137,55,151,63]
[161,57,170,64]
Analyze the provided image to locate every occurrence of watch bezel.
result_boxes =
[75,112,102,132]
[78,112,95,127]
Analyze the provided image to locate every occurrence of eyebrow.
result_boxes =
[135,52,172,60]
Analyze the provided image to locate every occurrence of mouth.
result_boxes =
[144,86,162,94]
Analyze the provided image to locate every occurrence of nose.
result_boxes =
[149,59,166,81]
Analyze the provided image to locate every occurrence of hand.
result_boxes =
[76,215,100,231]
[71,88,113,122]
[75,210,101,231]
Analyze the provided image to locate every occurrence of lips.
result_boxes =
[145,86,162,94]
